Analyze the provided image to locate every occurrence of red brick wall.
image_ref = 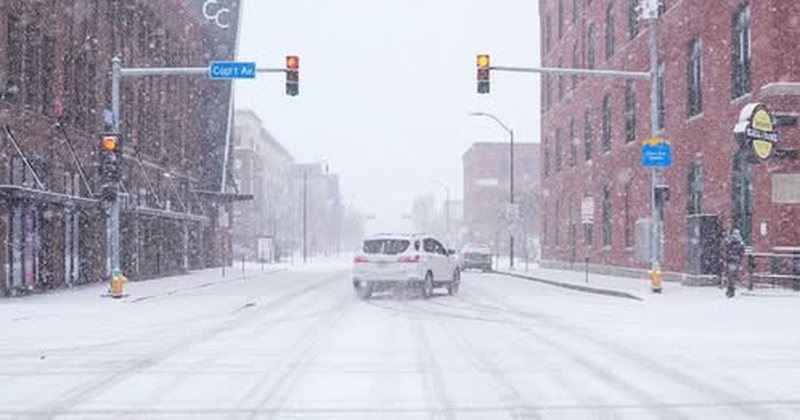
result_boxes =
[540,0,800,272]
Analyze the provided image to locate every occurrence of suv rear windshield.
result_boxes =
[363,239,410,255]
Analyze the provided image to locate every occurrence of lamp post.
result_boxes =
[469,112,516,269]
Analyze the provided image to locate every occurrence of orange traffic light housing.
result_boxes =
[286,55,299,96]
[477,54,490,94]
[98,133,122,198]
[101,135,118,152]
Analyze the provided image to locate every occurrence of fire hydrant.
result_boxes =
[110,270,127,299]
[650,269,663,293]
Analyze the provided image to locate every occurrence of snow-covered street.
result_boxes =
[0,261,799,419]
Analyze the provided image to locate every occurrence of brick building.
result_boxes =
[463,142,540,257]
[0,0,243,295]
[231,110,296,261]
[539,0,800,276]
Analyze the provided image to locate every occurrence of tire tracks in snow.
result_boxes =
[467,280,782,420]
[411,299,543,420]
[411,319,456,420]
[139,273,350,408]
[241,291,357,419]
[32,270,346,419]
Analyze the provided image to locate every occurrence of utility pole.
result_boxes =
[645,0,664,292]
[108,57,122,278]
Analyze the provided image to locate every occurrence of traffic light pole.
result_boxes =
[107,57,288,280]
[647,13,664,291]
[483,3,664,289]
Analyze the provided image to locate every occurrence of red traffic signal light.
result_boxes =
[286,55,300,96]
[286,55,299,70]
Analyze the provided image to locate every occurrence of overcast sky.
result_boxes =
[235,0,541,233]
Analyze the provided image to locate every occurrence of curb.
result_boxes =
[496,271,644,301]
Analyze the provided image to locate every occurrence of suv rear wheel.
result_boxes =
[355,282,372,300]
[422,272,434,299]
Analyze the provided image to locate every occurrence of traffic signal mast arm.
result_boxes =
[489,65,650,80]
[119,66,287,77]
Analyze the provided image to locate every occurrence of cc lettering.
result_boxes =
[202,0,230,29]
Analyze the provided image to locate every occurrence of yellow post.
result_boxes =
[650,269,663,293]
[110,270,127,298]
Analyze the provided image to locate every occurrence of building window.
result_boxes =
[624,183,632,247]
[555,199,561,246]
[569,118,577,167]
[602,94,612,152]
[5,13,22,102]
[556,128,563,172]
[605,4,616,59]
[687,162,703,215]
[584,109,593,161]
[572,0,580,23]
[731,4,751,99]
[24,21,41,110]
[544,137,551,178]
[558,1,565,38]
[625,80,636,143]
[628,0,639,39]
[656,61,665,130]
[602,185,612,247]
[687,37,703,117]
[545,75,552,109]
[41,36,55,116]
[572,42,579,90]
[545,13,552,53]
[587,24,597,69]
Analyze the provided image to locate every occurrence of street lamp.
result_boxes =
[469,111,516,269]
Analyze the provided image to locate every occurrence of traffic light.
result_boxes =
[286,55,299,96]
[477,54,490,94]
[98,133,122,200]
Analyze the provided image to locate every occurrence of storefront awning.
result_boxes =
[124,206,209,223]
[191,189,254,203]
[0,185,100,207]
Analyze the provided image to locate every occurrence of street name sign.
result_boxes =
[209,61,256,79]
[641,137,672,168]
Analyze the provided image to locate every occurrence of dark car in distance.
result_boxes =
[460,244,493,272]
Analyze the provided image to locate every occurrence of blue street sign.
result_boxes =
[208,61,256,79]
[642,140,672,168]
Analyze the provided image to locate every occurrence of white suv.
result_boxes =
[352,234,461,299]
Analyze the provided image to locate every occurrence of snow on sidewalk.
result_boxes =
[494,258,800,302]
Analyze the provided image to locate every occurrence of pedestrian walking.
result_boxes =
[725,228,746,298]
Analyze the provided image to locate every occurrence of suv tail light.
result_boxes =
[398,254,420,263]
[354,255,368,263]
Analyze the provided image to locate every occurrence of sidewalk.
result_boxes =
[492,258,800,301]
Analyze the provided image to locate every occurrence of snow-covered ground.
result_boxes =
[0,257,798,419]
